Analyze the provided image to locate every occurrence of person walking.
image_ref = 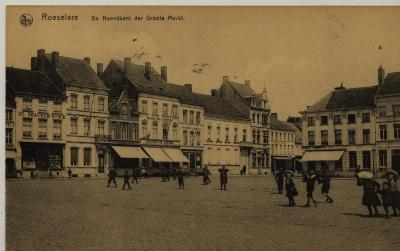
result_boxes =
[242,165,247,176]
[319,170,333,203]
[274,168,285,194]
[107,167,117,188]
[165,165,170,182]
[285,170,297,206]
[218,166,229,191]
[378,180,393,218]
[387,172,400,216]
[176,167,185,189]
[303,170,318,207]
[67,168,72,179]
[122,170,131,190]
[202,166,211,185]
[131,167,139,184]
[356,171,381,217]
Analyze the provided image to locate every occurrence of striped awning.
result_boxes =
[301,150,344,162]
[112,146,149,159]
[143,147,173,162]
[162,148,189,163]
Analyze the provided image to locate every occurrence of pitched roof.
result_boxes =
[6,67,63,98]
[6,85,16,108]
[270,116,296,131]
[376,72,400,96]
[304,86,377,113]
[45,54,107,90]
[226,81,256,97]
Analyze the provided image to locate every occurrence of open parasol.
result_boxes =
[386,170,399,178]
[356,170,373,179]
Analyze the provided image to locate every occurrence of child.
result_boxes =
[378,181,393,219]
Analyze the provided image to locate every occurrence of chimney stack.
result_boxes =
[184,83,192,92]
[378,65,385,85]
[51,51,60,69]
[211,89,218,97]
[145,62,151,79]
[97,63,103,77]
[161,66,167,82]
[83,57,91,67]
[37,49,46,72]
[31,57,37,71]
[245,80,250,87]
[223,76,229,82]
[123,57,131,78]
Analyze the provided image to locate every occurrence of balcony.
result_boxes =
[140,138,180,146]
[95,134,111,143]
[238,141,253,148]
[6,143,16,150]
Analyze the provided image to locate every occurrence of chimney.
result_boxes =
[51,51,59,68]
[211,89,217,97]
[378,65,385,85]
[31,57,37,71]
[84,57,91,67]
[37,49,46,72]
[245,80,250,87]
[223,76,229,82]
[161,66,167,82]
[123,57,131,78]
[334,82,345,90]
[97,63,103,77]
[145,62,151,79]
[184,83,192,92]
[271,113,278,119]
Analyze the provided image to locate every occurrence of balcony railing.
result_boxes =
[95,134,111,143]
[140,138,180,146]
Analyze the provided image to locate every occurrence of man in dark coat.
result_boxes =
[107,167,117,188]
[176,168,185,189]
[122,170,131,190]
[303,170,318,207]
[242,165,247,175]
[67,168,72,179]
[274,168,285,194]
[319,171,333,203]
[218,166,229,191]
[202,166,211,185]
[132,167,139,184]
[357,177,381,217]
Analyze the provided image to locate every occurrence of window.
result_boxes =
[183,130,188,145]
[141,101,148,114]
[84,119,90,136]
[163,123,168,140]
[142,121,148,138]
[225,127,230,142]
[308,131,315,145]
[252,114,256,123]
[196,112,201,124]
[307,117,315,126]
[257,114,260,124]
[98,120,105,135]
[71,94,78,109]
[6,109,13,121]
[172,123,178,140]
[39,100,47,111]
[6,128,13,145]
[183,110,188,122]
[362,113,370,123]
[121,103,128,115]
[23,118,32,138]
[394,124,400,139]
[347,114,356,124]
[84,96,91,111]
[110,122,116,139]
[120,122,129,140]
[84,148,91,166]
[131,123,138,140]
[162,104,168,117]
[393,104,400,116]
[252,130,257,143]
[333,115,342,124]
[378,106,386,117]
[263,132,268,144]
[334,130,342,145]
[380,124,388,140]
[196,131,201,146]
[379,150,387,168]
[54,102,62,112]
[71,118,78,135]
[363,151,371,169]
[53,120,62,140]
[22,99,32,110]
[320,116,328,125]
[190,111,194,124]
[38,119,47,139]
[363,129,370,144]
[234,128,238,142]
[243,129,247,142]
[217,126,221,141]
[98,97,105,112]
[71,147,78,166]
[152,102,158,116]
[152,122,158,139]
[172,105,178,117]
[349,151,357,169]
[208,125,212,141]
[348,130,356,144]
[321,130,328,145]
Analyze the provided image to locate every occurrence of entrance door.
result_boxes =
[392,150,400,173]
[6,158,16,178]
[98,154,104,173]
[189,153,196,174]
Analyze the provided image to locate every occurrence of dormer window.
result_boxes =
[121,103,128,115]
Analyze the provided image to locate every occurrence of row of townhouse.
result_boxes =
[5,49,271,177]
[300,66,400,176]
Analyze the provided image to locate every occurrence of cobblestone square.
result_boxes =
[6,176,400,251]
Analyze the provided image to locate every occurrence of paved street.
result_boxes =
[6,175,400,251]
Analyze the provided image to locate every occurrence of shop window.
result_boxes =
[84,148,91,166]
[71,147,78,166]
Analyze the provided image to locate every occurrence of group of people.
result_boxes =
[107,167,140,190]
[274,168,333,207]
[357,170,400,218]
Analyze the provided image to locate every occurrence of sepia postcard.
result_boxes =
[4,5,400,251]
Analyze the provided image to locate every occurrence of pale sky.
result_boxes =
[6,6,400,119]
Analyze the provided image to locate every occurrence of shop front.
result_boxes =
[142,147,173,176]
[301,150,344,175]
[181,150,202,175]
[20,142,64,173]
[271,156,295,173]
[111,146,149,176]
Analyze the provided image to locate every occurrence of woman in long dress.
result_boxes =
[285,171,297,207]
[357,177,381,217]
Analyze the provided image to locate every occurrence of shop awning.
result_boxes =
[143,147,172,162]
[273,156,293,160]
[162,148,189,163]
[301,150,344,162]
[112,146,149,159]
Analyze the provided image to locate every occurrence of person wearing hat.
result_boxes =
[218,166,229,191]
[319,170,333,203]
[107,167,117,188]
[378,180,393,218]
[357,173,381,217]
[388,172,400,216]
[202,166,211,185]
[303,170,318,207]
[285,170,297,206]
[274,168,285,194]
[176,167,185,189]
[122,170,132,190]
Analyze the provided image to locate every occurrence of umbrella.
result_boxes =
[386,170,399,178]
[285,170,295,176]
[356,170,373,179]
